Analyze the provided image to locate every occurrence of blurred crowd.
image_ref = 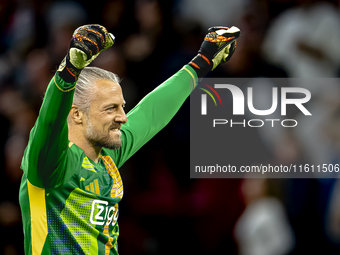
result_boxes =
[1,0,340,254]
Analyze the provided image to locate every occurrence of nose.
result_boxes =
[115,107,127,124]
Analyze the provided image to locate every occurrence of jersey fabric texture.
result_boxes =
[19,65,197,255]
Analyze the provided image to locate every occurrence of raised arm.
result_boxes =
[113,26,241,167]
[21,25,114,188]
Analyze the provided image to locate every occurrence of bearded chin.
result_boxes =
[87,133,122,150]
[99,139,122,150]
[85,122,122,150]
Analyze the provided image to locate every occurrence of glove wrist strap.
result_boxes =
[57,56,82,83]
[189,53,212,78]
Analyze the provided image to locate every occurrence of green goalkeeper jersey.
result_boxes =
[19,65,197,255]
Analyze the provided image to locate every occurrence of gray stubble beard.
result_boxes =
[85,119,122,150]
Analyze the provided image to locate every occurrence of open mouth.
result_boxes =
[110,126,121,134]
[110,123,122,134]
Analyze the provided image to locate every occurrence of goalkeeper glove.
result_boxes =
[57,24,115,82]
[189,26,240,78]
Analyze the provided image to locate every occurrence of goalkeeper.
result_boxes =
[19,24,240,254]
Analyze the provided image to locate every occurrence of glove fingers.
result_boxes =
[71,36,98,60]
[208,26,229,33]
[58,24,115,82]
[203,26,240,60]
[207,26,241,40]
[108,33,115,46]
[71,25,114,60]
[189,25,240,76]
[85,25,114,50]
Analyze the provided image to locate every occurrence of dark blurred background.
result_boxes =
[1,0,340,254]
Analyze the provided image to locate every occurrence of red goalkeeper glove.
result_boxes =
[57,24,115,82]
[189,26,240,78]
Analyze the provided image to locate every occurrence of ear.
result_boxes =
[69,106,84,124]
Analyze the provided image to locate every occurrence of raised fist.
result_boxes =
[189,26,240,78]
[58,24,115,82]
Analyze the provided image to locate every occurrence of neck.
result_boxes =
[69,127,102,163]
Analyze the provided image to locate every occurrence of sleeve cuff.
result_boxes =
[182,64,198,90]
[54,72,77,92]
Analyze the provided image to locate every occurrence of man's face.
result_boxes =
[84,79,127,150]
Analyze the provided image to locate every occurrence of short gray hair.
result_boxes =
[73,66,121,112]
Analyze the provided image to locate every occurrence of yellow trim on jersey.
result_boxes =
[183,67,195,79]
[182,67,197,89]
[103,225,114,255]
[100,155,122,252]
[101,155,123,199]
[53,76,76,92]
[27,180,48,255]
[82,157,97,173]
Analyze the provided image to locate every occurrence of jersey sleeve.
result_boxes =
[110,65,197,168]
[21,73,78,188]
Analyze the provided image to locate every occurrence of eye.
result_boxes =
[107,106,117,111]
[106,103,125,111]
